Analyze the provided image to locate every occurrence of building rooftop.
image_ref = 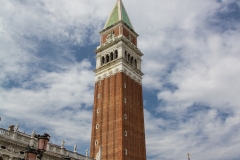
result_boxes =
[0,125,93,160]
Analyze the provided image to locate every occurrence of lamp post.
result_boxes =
[36,133,50,160]
[19,133,50,160]
[24,145,38,160]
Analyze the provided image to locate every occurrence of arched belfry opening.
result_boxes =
[110,52,113,61]
[115,50,118,59]
[102,57,105,65]
[130,56,133,64]
[106,54,109,63]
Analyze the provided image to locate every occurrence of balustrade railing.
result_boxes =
[0,128,13,138]
[0,128,94,160]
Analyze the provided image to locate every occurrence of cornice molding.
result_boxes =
[0,128,92,160]
[100,21,138,36]
[94,58,143,85]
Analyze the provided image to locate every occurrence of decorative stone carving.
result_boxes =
[85,149,89,160]
[95,64,142,85]
[13,123,18,132]
[8,125,14,132]
[73,145,77,153]
[61,140,65,148]
[95,146,102,160]
[128,34,133,42]
[106,31,115,42]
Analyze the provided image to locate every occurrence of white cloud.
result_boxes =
[145,109,240,160]
[0,59,94,147]
[139,0,240,159]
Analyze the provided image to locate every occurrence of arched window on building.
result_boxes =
[134,59,137,67]
[128,54,130,62]
[125,51,127,59]
[106,54,110,63]
[115,50,118,59]
[102,57,105,65]
[110,52,113,61]
[130,56,133,64]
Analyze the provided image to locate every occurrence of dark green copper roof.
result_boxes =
[104,0,134,30]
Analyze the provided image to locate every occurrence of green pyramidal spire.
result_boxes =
[104,0,134,30]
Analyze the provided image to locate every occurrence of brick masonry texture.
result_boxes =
[102,26,120,44]
[90,72,146,160]
[101,25,137,46]
[122,27,137,46]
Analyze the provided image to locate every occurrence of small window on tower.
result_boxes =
[97,109,100,113]
[98,94,100,98]
[98,81,101,86]
[124,98,126,103]
[125,149,127,155]
[95,141,98,146]
[96,124,99,129]
[124,114,127,119]
[124,83,126,88]
[125,131,127,136]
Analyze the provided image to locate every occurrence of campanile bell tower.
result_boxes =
[90,0,146,159]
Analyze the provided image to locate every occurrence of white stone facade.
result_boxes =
[0,127,93,160]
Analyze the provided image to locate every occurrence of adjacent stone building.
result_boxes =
[0,125,91,160]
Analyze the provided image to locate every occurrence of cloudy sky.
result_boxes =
[1,0,240,159]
